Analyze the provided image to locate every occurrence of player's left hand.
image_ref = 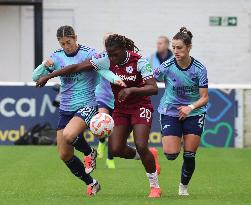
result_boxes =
[177,106,192,120]
[115,80,127,87]
[36,76,49,87]
[118,88,132,102]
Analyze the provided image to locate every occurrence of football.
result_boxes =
[90,113,114,138]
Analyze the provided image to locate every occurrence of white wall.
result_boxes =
[0,0,251,83]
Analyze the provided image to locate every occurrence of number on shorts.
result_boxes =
[78,107,92,117]
[198,114,205,128]
[140,107,151,122]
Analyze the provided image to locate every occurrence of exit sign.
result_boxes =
[209,16,237,26]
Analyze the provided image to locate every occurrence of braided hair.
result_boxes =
[56,25,75,40]
[105,34,139,53]
[173,27,193,45]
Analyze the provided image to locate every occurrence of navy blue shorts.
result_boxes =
[57,106,98,130]
[97,101,113,115]
[160,113,206,137]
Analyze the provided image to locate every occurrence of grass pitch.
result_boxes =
[0,146,250,205]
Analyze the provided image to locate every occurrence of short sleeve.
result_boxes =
[50,53,62,71]
[198,68,208,88]
[86,48,97,59]
[137,58,154,80]
[154,63,166,82]
[90,52,110,71]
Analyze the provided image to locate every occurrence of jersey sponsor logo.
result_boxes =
[173,85,197,96]
[118,74,137,81]
[126,66,134,74]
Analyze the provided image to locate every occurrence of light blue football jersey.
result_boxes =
[95,76,114,110]
[33,45,98,111]
[154,57,208,117]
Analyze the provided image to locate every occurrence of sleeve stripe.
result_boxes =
[199,85,208,88]
[90,59,100,71]
[143,75,154,80]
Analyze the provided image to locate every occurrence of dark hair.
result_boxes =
[56,25,75,39]
[173,27,193,45]
[105,34,139,53]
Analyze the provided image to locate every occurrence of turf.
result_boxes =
[0,147,250,205]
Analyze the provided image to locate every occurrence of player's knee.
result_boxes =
[164,152,180,160]
[63,129,75,144]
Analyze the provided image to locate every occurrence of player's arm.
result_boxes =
[118,58,158,102]
[118,78,158,102]
[32,59,55,81]
[191,88,209,109]
[39,52,107,79]
[36,54,126,87]
[178,68,209,119]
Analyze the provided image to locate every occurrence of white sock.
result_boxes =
[133,149,141,160]
[146,171,160,188]
[90,179,97,186]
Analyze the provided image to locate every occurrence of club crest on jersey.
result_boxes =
[126,66,134,74]
[94,53,106,59]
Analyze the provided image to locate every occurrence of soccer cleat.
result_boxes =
[97,142,106,159]
[178,183,189,196]
[83,148,97,174]
[106,159,116,169]
[149,147,161,175]
[148,187,161,198]
[86,180,101,196]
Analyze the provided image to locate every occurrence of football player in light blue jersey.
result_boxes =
[32,26,123,196]
[154,27,209,196]
[95,33,116,169]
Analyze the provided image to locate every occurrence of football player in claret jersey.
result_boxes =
[154,27,209,196]
[36,34,162,198]
[32,26,123,196]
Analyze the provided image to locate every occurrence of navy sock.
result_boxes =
[181,151,196,185]
[71,134,92,156]
[65,155,93,185]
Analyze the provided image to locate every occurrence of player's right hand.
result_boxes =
[115,80,127,87]
[36,76,49,87]
[42,58,54,68]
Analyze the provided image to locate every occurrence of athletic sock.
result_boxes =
[146,171,160,188]
[181,151,196,185]
[71,134,92,156]
[65,155,93,185]
[133,148,141,160]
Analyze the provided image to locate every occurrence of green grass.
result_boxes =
[0,147,250,205]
